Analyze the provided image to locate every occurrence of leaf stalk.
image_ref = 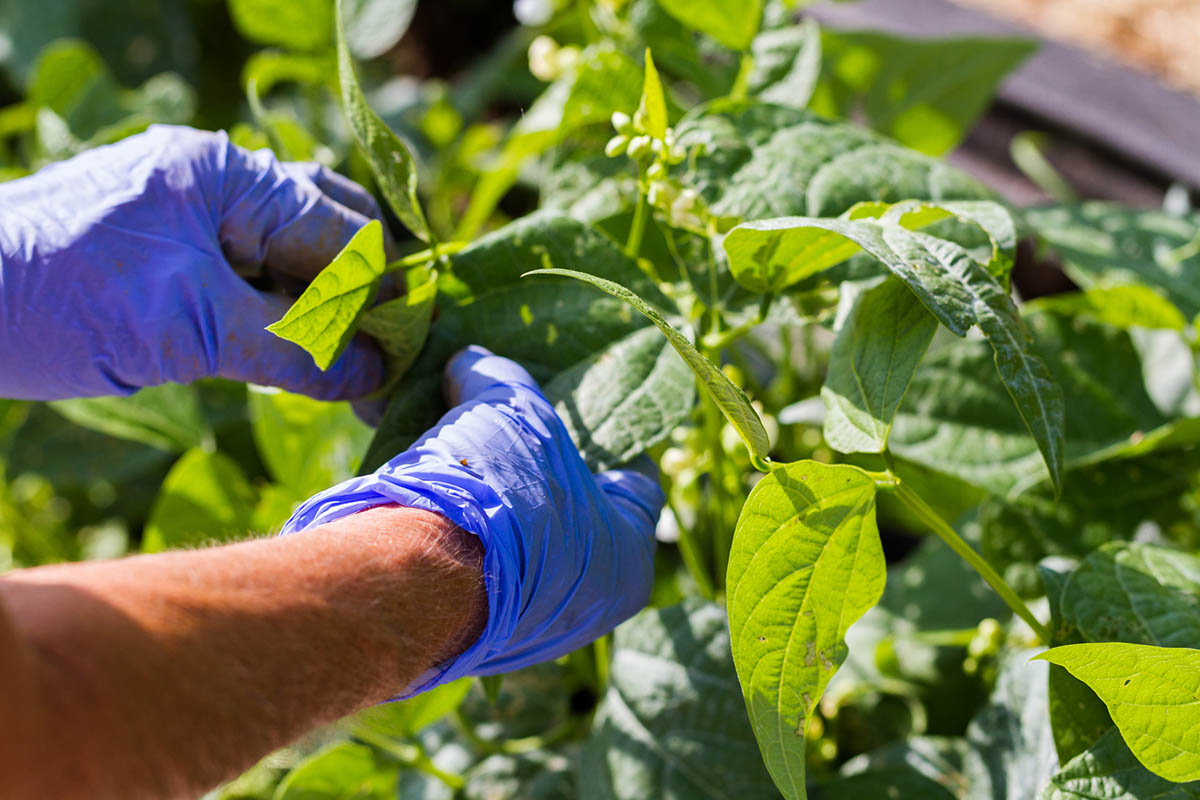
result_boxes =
[894,482,1052,643]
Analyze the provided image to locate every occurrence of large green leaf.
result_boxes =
[248,388,371,498]
[891,311,1183,496]
[142,448,257,552]
[1058,543,1200,648]
[1047,664,1115,766]
[674,101,993,226]
[579,601,777,799]
[363,213,695,472]
[267,220,386,370]
[964,650,1059,800]
[526,268,771,465]
[1038,643,1200,782]
[346,678,471,741]
[1026,204,1200,318]
[1030,285,1188,332]
[341,0,417,60]
[1041,727,1200,799]
[49,383,212,453]
[357,264,438,383]
[465,752,575,800]
[810,31,1036,156]
[335,0,429,241]
[274,742,396,800]
[821,737,965,799]
[227,0,331,51]
[748,21,822,109]
[727,461,885,800]
[655,0,762,51]
[726,203,1063,491]
[822,277,938,454]
[980,453,1195,590]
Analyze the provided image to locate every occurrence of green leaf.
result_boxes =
[465,753,575,800]
[1059,543,1200,648]
[1037,643,1200,782]
[248,388,372,498]
[748,20,822,109]
[228,0,332,52]
[1041,727,1200,799]
[726,204,1064,491]
[526,267,771,464]
[963,650,1059,800]
[580,600,777,799]
[891,311,1177,496]
[364,213,695,472]
[638,48,667,141]
[829,737,968,800]
[980,453,1195,588]
[358,265,438,383]
[809,31,1036,156]
[727,461,885,800]
[560,42,644,135]
[674,101,993,225]
[274,742,396,800]
[1026,203,1200,318]
[335,0,429,241]
[143,449,257,553]
[723,198,1014,295]
[242,51,335,98]
[267,220,386,370]
[49,384,212,453]
[1030,284,1189,332]
[1047,664,1115,765]
[346,678,471,740]
[822,277,938,453]
[656,0,762,51]
[341,0,417,60]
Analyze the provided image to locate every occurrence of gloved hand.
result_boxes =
[0,124,387,401]
[281,346,663,696]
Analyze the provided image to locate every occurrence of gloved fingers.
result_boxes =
[443,346,544,407]
[220,145,382,282]
[279,162,400,262]
[216,290,385,400]
[594,456,666,535]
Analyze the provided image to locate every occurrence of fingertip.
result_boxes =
[443,346,542,406]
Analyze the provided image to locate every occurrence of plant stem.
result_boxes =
[385,241,468,273]
[350,725,465,789]
[894,482,1052,643]
[669,494,716,599]
[729,52,755,101]
[626,183,649,258]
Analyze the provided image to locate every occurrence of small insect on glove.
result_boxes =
[0,124,387,401]
[281,346,664,697]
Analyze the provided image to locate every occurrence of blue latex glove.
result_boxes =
[0,124,387,401]
[281,346,663,696]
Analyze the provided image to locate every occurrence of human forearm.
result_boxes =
[0,505,485,799]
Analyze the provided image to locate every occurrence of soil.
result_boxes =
[951,0,1200,97]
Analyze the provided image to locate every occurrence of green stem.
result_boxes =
[729,52,755,101]
[895,483,1051,643]
[350,725,465,789]
[703,391,735,591]
[385,241,468,273]
[451,710,580,756]
[626,182,649,258]
[669,494,716,599]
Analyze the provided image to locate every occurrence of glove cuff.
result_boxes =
[279,465,523,698]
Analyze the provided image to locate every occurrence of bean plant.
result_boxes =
[2,1,1199,798]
